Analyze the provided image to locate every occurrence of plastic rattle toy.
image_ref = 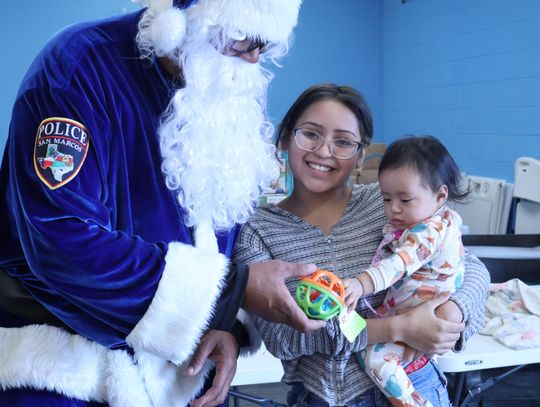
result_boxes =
[295,269,346,320]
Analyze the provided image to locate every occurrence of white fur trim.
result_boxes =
[236,309,262,356]
[136,353,214,407]
[0,325,151,406]
[194,219,219,253]
[187,0,302,44]
[0,239,227,405]
[150,7,187,56]
[127,241,228,364]
[104,351,153,407]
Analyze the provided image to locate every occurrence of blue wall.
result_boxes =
[0,1,381,161]
[1,1,139,160]
[268,1,382,139]
[4,1,538,182]
[382,0,540,182]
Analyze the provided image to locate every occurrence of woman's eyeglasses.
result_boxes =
[293,128,363,160]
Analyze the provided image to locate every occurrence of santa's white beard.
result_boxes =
[157,22,280,231]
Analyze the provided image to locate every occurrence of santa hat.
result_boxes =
[144,0,302,56]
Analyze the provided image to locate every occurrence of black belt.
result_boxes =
[0,268,67,328]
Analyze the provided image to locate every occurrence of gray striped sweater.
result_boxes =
[233,183,489,406]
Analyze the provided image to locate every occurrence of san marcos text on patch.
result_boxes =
[34,117,90,189]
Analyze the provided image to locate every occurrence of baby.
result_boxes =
[344,135,469,407]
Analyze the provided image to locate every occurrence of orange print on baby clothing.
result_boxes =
[398,251,413,265]
[410,272,430,281]
[442,211,452,226]
[405,235,416,246]
[416,243,431,261]
[440,261,453,270]
[432,221,444,232]
[413,285,438,300]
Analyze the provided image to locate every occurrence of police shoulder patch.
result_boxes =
[33,117,90,190]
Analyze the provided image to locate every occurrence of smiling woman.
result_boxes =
[274,85,371,234]
[232,83,490,407]
[282,98,365,223]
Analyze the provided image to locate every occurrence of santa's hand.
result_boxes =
[243,261,326,332]
[188,329,238,407]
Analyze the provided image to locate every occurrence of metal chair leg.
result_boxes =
[229,389,288,407]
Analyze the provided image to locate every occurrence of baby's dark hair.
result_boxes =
[379,135,469,202]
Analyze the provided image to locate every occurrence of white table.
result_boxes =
[232,343,283,386]
[438,332,540,373]
[235,335,540,382]
[466,244,540,259]
[438,275,540,406]
[232,331,540,407]
[233,244,540,404]
[438,334,540,406]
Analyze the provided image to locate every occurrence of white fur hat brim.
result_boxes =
[186,0,302,44]
[150,7,187,56]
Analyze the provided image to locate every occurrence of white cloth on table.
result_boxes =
[481,278,540,350]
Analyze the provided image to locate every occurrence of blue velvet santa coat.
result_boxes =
[0,9,251,406]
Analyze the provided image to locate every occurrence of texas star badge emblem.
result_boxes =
[34,117,90,189]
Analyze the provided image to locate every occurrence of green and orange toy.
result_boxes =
[295,269,345,320]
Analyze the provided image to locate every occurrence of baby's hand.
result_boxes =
[343,277,363,312]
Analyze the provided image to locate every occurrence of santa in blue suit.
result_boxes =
[0,0,321,405]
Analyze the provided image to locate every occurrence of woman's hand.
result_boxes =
[367,291,464,362]
[396,291,464,358]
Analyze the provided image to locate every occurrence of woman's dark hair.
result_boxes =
[276,83,373,148]
[379,135,469,202]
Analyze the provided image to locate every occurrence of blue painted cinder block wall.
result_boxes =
[268,1,382,139]
[382,0,540,182]
[0,1,382,160]
[1,1,140,160]
[3,1,538,184]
